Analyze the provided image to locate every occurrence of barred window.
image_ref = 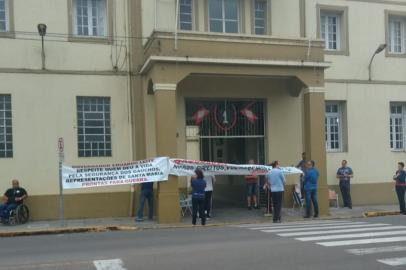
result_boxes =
[77,97,111,157]
[0,94,12,158]
[325,102,343,151]
[73,0,107,37]
[388,16,405,54]
[0,0,9,32]
[320,12,341,51]
[390,103,405,150]
[209,0,240,33]
[179,0,193,30]
[254,0,266,35]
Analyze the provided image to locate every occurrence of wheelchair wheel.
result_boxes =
[16,205,29,224]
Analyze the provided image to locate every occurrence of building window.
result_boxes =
[209,0,240,33]
[388,16,405,54]
[320,12,341,51]
[390,103,406,150]
[0,0,9,32]
[0,95,12,158]
[325,102,343,152]
[254,0,266,35]
[77,97,111,157]
[73,0,107,37]
[179,0,193,30]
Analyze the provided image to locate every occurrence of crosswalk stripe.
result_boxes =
[261,223,389,233]
[317,236,406,247]
[234,220,350,228]
[249,222,366,230]
[93,259,127,270]
[277,225,400,237]
[347,246,406,256]
[377,257,406,266]
[296,230,406,241]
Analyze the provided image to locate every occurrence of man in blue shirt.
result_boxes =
[304,161,319,218]
[336,160,354,209]
[393,162,406,214]
[266,161,286,223]
[135,182,154,222]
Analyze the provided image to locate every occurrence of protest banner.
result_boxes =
[169,159,302,176]
[62,157,170,189]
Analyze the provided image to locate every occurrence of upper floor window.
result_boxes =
[179,0,193,30]
[390,103,406,150]
[208,0,239,33]
[0,0,9,32]
[73,0,107,37]
[77,96,111,157]
[320,12,341,51]
[0,94,12,158]
[318,5,349,55]
[388,16,405,54]
[254,0,267,35]
[325,102,343,152]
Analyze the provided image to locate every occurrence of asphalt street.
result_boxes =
[1,216,406,270]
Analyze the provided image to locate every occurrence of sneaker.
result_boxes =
[206,214,211,219]
[313,215,319,218]
[303,215,311,219]
[135,217,144,222]
[254,205,260,210]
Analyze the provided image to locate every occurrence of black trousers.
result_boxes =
[192,198,206,225]
[396,186,406,213]
[339,181,352,208]
[271,191,283,222]
[205,191,213,216]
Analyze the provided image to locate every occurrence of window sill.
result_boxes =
[386,51,406,58]
[326,150,346,153]
[325,49,349,56]
[68,35,112,44]
[0,32,15,39]
[391,149,406,152]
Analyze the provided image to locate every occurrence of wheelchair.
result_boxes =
[0,204,30,225]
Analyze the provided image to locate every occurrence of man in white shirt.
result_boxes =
[204,175,216,219]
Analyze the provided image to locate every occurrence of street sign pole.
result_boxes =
[58,137,65,227]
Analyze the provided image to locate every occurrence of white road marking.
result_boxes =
[317,236,406,247]
[93,259,127,270]
[249,222,366,230]
[377,257,406,266]
[234,220,350,228]
[261,223,389,233]
[296,230,406,241]
[347,246,406,256]
[277,225,401,237]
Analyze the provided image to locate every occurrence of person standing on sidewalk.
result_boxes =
[245,159,259,210]
[393,162,406,215]
[191,169,206,226]
[296,152,307,199]
[336,160,354,209]
[266,161,286,223]
[204,174,216,219]
[304,161,319,218]
[135,182,154,222]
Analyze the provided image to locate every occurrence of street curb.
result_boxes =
[0,213,375,237]
[363,211,400,218]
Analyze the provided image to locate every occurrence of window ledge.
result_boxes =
[391,149,406,152]
[0,32,15,39]
[68,35,112,45]
[386,51,406,58]
[326,150,346,153]
[325,49,349,56]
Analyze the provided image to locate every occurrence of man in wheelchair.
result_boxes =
[0,179,28,224]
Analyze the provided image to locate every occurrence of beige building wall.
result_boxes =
[0,0,134,219]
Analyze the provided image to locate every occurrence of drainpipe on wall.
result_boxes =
[174,0,179,50]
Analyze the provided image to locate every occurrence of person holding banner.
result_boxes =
[135,182,154,222]
[204,175,215,219]
[245,159,259,210]
[191,169,207,226]
[304,161,319,218]
[266,161,286,223]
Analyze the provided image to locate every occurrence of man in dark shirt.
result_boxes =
[135,182,154,222]
[393,162,406,214]
[0,179,28,221]
[336,160,354,209]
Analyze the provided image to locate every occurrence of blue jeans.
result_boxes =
[136,190,153,219]
[305,189,319,217]
[0,203,17,220]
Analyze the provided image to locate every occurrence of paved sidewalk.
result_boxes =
[0,204,399,237]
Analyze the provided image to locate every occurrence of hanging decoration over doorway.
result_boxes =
[192,106,210,125]
[214,101,238,131]
[240,101,258,124]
